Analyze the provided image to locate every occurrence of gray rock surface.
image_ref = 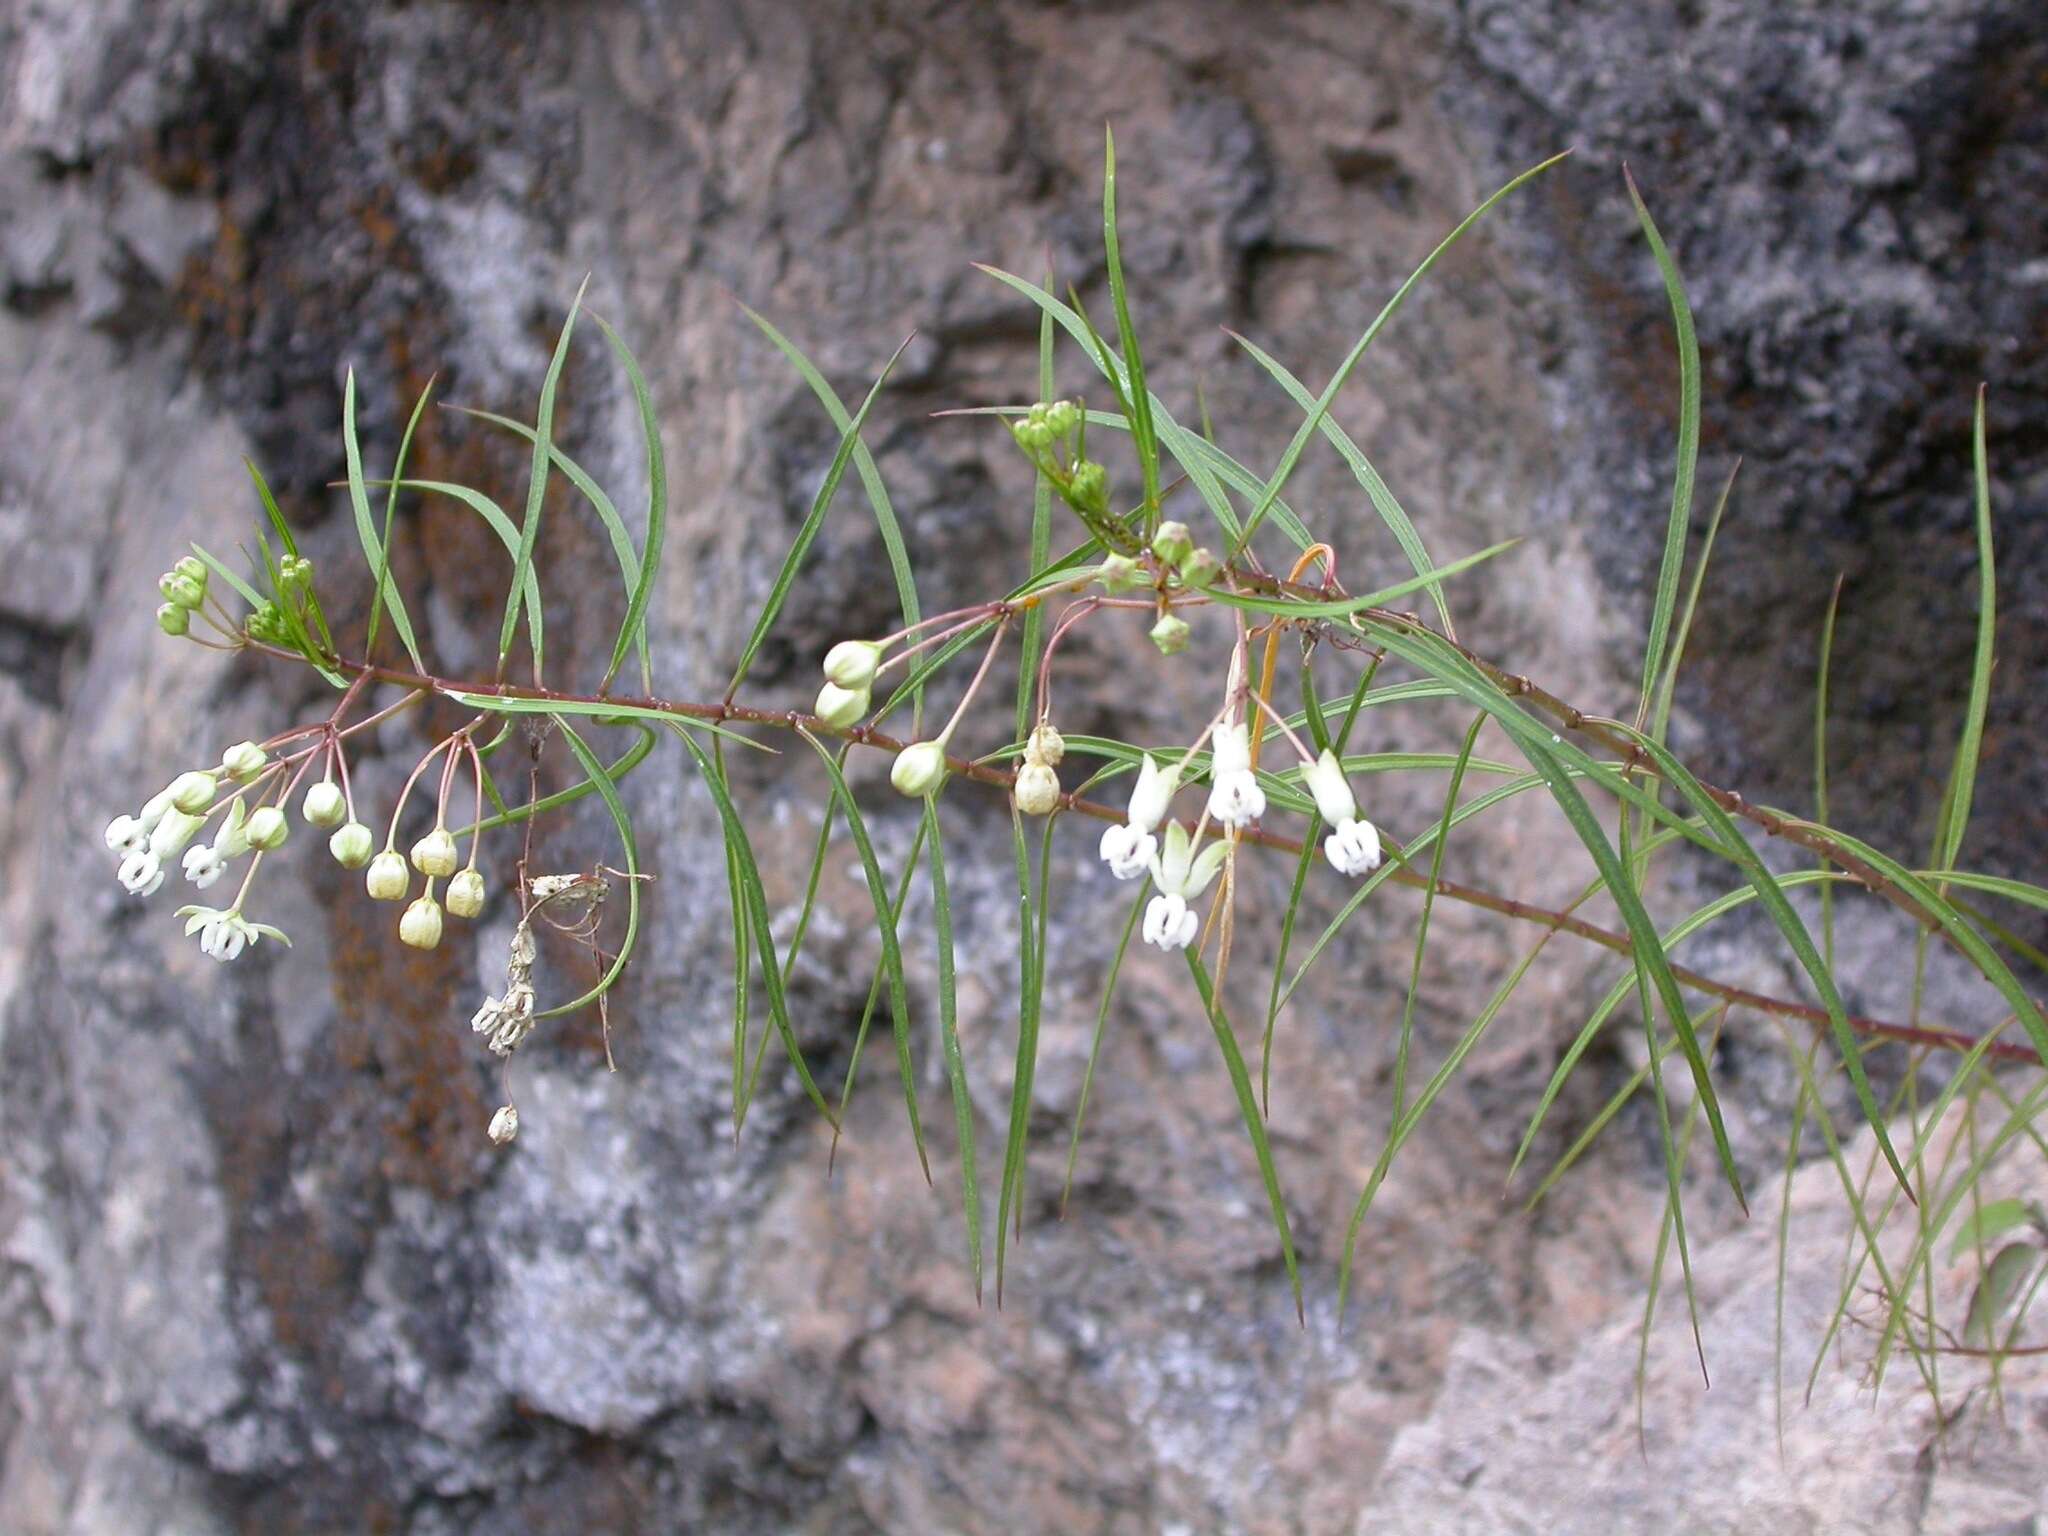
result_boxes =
[1,2,2042,1531]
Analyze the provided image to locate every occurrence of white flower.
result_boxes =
[365,849,409,901]
[118,849,163,896]
[177,903,289,962]
[105,815,147,854]
[1098,822,1155,881]
[1303,749,1357,824]
[1205,721,1266,828]
[1140,822,1229,952]
[182,843,227,889]
[823,640,882,689]
[329,821,374,869]
[1325,817,1382,877]
[302,781,346,828]
[1143,892,1199,950]
[487,1104,519,1146]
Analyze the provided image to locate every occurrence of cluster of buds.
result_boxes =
[154,556,209,638]
[815,639,881,728]
[1008,398,1126,536]
[361,739,491,954]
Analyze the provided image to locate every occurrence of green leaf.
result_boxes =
[187,541,266,612]
[498,277,589,672]
[673,726,839,1129]
[1203,540,1520,620]
[451,723,655,840]
[534,719,644,1021]
[800,732,930,1181]
[1950,1199,2036,1265]
[1062,887,1147,1215]
[726,336,912,699]
[1649,459,1737,747]
[342,369,425,672]
[1102,127,1161,522]
[1935,388,1997,875]
[443,690,771,753]
[592,313,666,694]
[922,798,983,1298]
[996,810,1056,1302]
[741,306,923,719]
[1230,150,1573,554]
[1624,171,1701,732]
[1966,1243,2041,1348]
[1186,950,1304,1322]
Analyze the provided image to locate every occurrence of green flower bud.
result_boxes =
[1067,460,1109,516]
[823,639,882,689]
[244,805,289,851]
[169,771,218,815]
[399,892,444,951]
[159,572,205,609]
[1010,417,1055,452]
[157,602,191,637]
[365,849,409,900]
[890,740,949,798]
[280,555,314,589]
[447,868,486,919]
[1042,399,1081,438]
[175,555,208,586]
[1151,521,1194,567]
[1096,554,1145,594]
[410,826,459,878]
[221,741,267,780]
[815,680,870,729]
[329,821,375,869]
[1177,547,1223,590]
[1150,613,1191,656]
[302,781,346,828]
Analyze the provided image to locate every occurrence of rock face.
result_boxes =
[1,2,2042,1532]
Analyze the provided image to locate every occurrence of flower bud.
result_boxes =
[1067,460,1109,516]
[1042,399,1081,438]
[488,1104,519,1146]
[329,821,375,869]
[1151,521,1194,567]
[221,741,267,780]
[158,571,205,609]
[447,868,486,919]
[156,602,190,637]
[1014,761,1060,816]
[302,781,346,828]
[1177,547,1223,590]
[1096,554,1145,593]
[1150,613,1190,656]
[1126,754,1180,833]
[410,826,458,877]
[1304,749,1359,826]
[244,805,289,851]
[1026,722,1065,767]
[399,892,444,950]
[174,555,208,589]
[815,680,869,729]
[169,771,217,814]
[366,849,409,901]
[823,640,882,689]
[1010,415,1055,452]
[890,740,949,798]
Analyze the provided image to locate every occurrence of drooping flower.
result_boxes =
[1303,749,1381,877]
[302,781,346,828]
[1205,721,1266,829]
[1141,821,1229,952]
[177,903,289,962]
[399,889,444,950]
[365,849,409,901]
[168,771,217,815]
[181,842,226,890]
[105,815,147,855]
[220,741,267,781]
[410,826,458,878]
[447,868,486,919]
[1098,754,1180,881]
[244,805,288,851]
[329,821,374,869]
[118,849,164,896]
[815,680,869,728]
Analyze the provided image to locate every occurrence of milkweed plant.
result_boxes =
[101,137,2048,1423]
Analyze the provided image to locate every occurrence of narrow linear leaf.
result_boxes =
[535,719,642,1020]
[922,798,983,1298]
[498,276,590,671]
[592,312,666,694]
[343,369,425,672]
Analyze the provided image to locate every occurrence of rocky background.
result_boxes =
[3,2,2045,1532]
